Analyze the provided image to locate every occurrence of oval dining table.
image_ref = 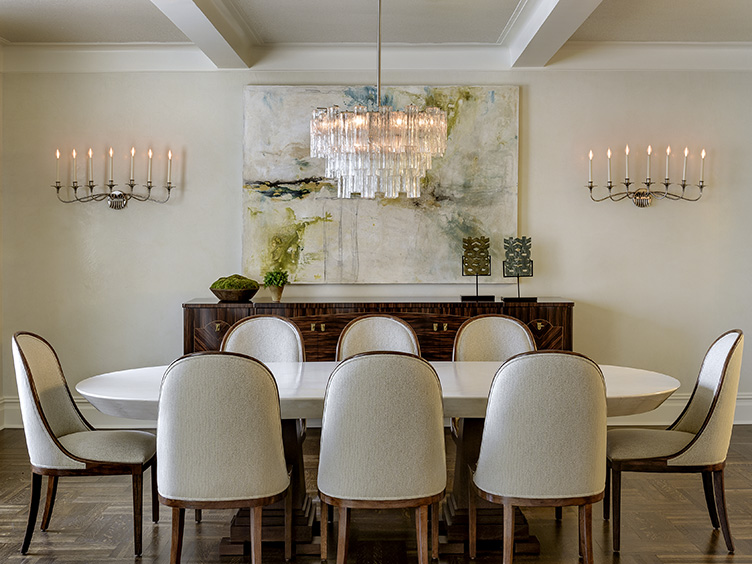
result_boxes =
[77,360,679,556]
[76,361,679,421]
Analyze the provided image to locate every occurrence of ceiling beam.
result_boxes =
[503,0,603,67]
[150,0,258,68]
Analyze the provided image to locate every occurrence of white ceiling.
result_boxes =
[0,0,750,68]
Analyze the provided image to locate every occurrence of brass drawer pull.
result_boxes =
[320,323,326,332]
[215,323,222,332]
[443,323,448,331]
[433,323,438,332]
[311,323,316,331]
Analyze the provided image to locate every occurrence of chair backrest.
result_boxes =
[668,329,744,466]
[12,332,90,470]
[336,315,420,361]
[221,315,305,362]
[473,351,606,500]
[157,352,289,502]
[453,314,536,362]
[317,352,445,501]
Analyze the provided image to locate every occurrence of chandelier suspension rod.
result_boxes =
[377,0,382,107]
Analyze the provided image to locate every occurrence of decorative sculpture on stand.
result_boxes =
[503,236,536,302]
[461,236,494,302]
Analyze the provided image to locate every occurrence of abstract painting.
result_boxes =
[242,85,518,284]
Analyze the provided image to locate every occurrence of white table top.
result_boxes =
[76,361,680,421]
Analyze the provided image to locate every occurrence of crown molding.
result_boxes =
[2,41,752,74]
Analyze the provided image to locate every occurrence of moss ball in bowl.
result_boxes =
[210,274,259,302]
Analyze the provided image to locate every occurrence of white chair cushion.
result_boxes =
[607,428,695,461]
[58,430,156,465]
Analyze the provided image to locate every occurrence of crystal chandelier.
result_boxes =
[309,0,447,199]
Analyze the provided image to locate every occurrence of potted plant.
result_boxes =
[263,269,289,302]
[209,274,259,302]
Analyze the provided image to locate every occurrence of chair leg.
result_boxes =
[250,506,263,564]
[468,476,477,559]
[712,469,734,553]
[195,509,202,523]
[21,472,42,554]
[431,501,439,561]
[337,506,350,564]
[170,507,185,564]
[41,475,58,530]
[285,489,293,561]
[579,504,593,564]
[151,460,159,523]
[502,502,514,564]
[416,505,429,564]
[554,506,562,521]
[702,470,720,529]
[612,465,621,553]
[320,500,329,562]
[603,460,611,520]
[132,471,144,556]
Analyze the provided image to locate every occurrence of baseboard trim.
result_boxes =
[3,394,752,430]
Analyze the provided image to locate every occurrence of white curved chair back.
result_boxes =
[318,352,445,500]
[668,329,744,466]
[453,314,536,362]
[12,332,90,469]
[336,315,420,361]
[474,351,606,500]
[221,315,305,362]
[157,352,289,502]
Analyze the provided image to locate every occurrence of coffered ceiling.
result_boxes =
[0,0,750,69]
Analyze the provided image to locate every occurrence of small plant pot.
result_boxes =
[269,286,284,302]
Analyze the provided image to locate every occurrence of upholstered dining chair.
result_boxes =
[604,329,744,553]
[318,352,446,564]
[157,352,293,564]
[453,314,536,363]
[12,331,157,556]
[221,314,305,362]
[468,351,607,564]
[335,314,420,360]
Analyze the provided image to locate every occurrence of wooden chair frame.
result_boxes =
[319,491,444,564]
[603,329,743,553]
[14,331,157,557]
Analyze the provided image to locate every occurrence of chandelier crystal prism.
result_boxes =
[309,0,447,199]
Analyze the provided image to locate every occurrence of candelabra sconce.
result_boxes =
[587,146,706,208]
[53,147,175,210]
[460,236,494,302]
[53,179,175,210]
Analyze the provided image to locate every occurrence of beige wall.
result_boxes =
[2,65,750,427]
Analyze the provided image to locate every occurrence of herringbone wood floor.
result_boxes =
[2,426,751,563]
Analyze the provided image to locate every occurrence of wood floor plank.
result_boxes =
[1,426,752,563]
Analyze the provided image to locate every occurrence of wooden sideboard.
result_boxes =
[183,298,574,360]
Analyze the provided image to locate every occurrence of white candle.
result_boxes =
[87,148,93,183]
[130,147,135,181]
[56,149,60,183]
[147,149,153,183]
[682,147,688,182]
[646,145,652,179]
[700,149,706,183]
[588,150,593,182]
[665,146,670,180]
[72,149,77,184]
[108,147,114,182]
[167,150,172,184]
[607,148,612,182]
[625,145,630,179]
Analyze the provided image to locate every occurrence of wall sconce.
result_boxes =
[53,147,175,210]
[587,145,706,208]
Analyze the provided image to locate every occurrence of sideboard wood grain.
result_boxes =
[183,298,574,360]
